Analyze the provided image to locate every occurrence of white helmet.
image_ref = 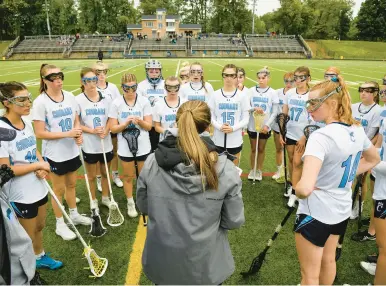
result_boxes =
[145,59,162,69]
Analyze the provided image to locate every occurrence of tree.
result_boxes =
[272,0,311,35]
[356,0,386,41]
[78,0,103,34]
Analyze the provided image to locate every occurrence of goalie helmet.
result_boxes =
[145,59,163,85]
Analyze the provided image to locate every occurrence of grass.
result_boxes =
[0,41,11,56]
[0,58,385,285]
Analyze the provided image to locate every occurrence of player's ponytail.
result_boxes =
[176,101,218,191]
[0,81,27,113]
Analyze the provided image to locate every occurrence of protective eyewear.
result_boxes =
[179,74,189,80]
[324,73,338,80]
[383,79,386,85]
[379,89,386,98]
[82,76,98,84]
[122,83,137,92]
[95,69,108,75]
[147,68,160,72]
[294,75,308,82]
[222,73,237,79]
[284,79,294,84]
[165,84,180,92]
[358,87,379,93]
[190,69,203,75]
[42,72,64,82]
[7,93,33,107]
[306,86,342,113]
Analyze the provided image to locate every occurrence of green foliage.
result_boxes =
[356,0,386,41]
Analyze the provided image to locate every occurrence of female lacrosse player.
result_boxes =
[208,64,250,166]
[179,61,190,85]
[109,73,152,218]
[237,67,247,92]
[137,60,166,152]
[137,100,244,285]
[179,62,214,103]
[247,67,279,181]
[93,61,123,190]
[295,76,380,285]
[0,82,63,270]
[153,76,184,141]
[76,67,113,210]
[33,64,91,241]
[271,72,294,181]
[351,81,382,221]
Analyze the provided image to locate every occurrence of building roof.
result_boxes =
[127,24,142,29]
[156,8,166,12]
[179,24,202,29]
[141,15,156,20]
[166,15,180,20]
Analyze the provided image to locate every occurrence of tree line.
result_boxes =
[0,0,384,41]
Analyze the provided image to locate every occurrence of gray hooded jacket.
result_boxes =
[136,129,245,285]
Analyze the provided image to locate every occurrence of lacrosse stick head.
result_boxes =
[276,113,290,138]
[303,125,320,140]
[0,164,15,187]
[253,112,265,133]
[107,201,124,227]
[122,127,140,155]
[89,209,107,237]
[240,251,265,277]
[83,246,108,278]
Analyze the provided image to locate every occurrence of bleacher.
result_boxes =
[72,35,129,52]
[12,36,72,54]
[130,38,185,53]
[245,34,305,53]
[191,34,246,52]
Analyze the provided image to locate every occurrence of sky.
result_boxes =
[251,0,365,16]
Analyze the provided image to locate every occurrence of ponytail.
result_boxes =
[176,101,218,191]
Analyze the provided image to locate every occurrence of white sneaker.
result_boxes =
[248,170,256,180]
[97,176,102,193]
[55,222,76,240]
[91,199,99,210]
[284,185,292,198]
[101,197,111,208]
[113,173,123,188]
[70,213,92,226]
[256,170,262,181]
[288,194,298,208]
[272,167,281,180]
[351,201,364,219]
[360,261,376,276]
[76,197,80,203]
[127,202,138,218]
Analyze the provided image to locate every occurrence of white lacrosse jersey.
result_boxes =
[137,79,166,107]
[352,102,382,139]
[208,88,250,148]
[272,88,287,132]
[0,118,47,204]
[97,82,120,102]
[247,86,279,132]
[298,123,372,224]
[179,81,214,103]
[284,88,310,141]
[153,97,184,141]
[76,92,113,154]
[374,120,386,200]
[32,91,80,162]
[108,95,152,157]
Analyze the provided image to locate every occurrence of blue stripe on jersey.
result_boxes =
[295,215,314,231]
[10,202,23,217]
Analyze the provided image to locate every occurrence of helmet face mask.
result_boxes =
[145,60,162,85]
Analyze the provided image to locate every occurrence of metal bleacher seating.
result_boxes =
[72,35,129,52]
[12,36,71,53]
[130,38,185,53]
[191,34,245,51]
[245,35,305,53]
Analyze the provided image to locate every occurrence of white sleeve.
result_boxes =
[108,100,119,119]
[0,142,9,159]
[266,103,279,128]
[112,84,121,101]
[302,132,332,162]
[373,161,386,175]
[137,83,145,98]
[32,96,46,121]
[232,95,250,131]
[283,95,289,105]
[143,99,152,116]
[206,82,215,95]
[208,96,222,130]
[152,103,161,122]
[371,110,381,128]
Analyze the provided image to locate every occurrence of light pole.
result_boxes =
[45,0,52,40]
[252,0,257,34]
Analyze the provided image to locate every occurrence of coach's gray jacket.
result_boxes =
[136,129,245,285]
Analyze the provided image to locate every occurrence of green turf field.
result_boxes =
[0,58,385,285]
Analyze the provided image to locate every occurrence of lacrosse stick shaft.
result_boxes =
[358,183,363,232]
[101,139,115,202]
[253,133,259,184]
[224,133,227,150]
[132,154,147,225]
[43,180,88,248]
[283,144,288,192]
[78,147,95,206]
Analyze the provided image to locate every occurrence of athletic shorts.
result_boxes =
[374,200,386,219]
[216,145,242,155]
[45,156,82,176]
[247,130,272,140]
[11,195,48,219]
[370,174,376,182]
[285,137,297,146]
[82,150,114,164]
[119,153,149,163]
[294,214,349,247]
[149,127,160,152]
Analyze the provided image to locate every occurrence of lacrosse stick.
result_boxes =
[100,139,124,227]
[42,180,108,278]
[78,147,107,237]
[276,113,290,193]
[350,174,366,240]
[0,164,15,187]
[121,127,147,226]
[303,125,320,141]
[252,111,265,184]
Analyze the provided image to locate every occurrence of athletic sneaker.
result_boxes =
[256,170,262,181]
[101,197,111,208]
[55,222,76,240]
[30,271,47,285]
[127,202,138,218]
[287,194,298,208]
[76,197,80,204]
[350,201,364,219]
[367,254,378,264]
[36,253,63,270]
[360,261,376,276]
[352,230,376,242]
[248,170,256,180]
[284,185,292,198]
[113,173,123,188]
[91,199,99,211]
[272,169,281,180]
[70,213,92,226]
[97,176,102,193]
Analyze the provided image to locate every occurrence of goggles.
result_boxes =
[165,84,180,92]
[379,89,386,98]
[294,75,308,82]
[7,93,33,107]
[190,69,203,75]
[179,74,189,80]
[147,68,160,72]
[95,69,108,75]
[284,79,295,84]
[122,83,137,92]
[42,72,64,82]
[324,73,338,80]
[222,73,237,79]
[82,76,98,84]
[358,87,379,93]
[306,86,342,113]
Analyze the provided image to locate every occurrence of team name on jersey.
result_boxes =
[279,99,284,105]
[252,97,269,104]
[121,111,141,118]
[219,103,238,110]
[16,136,36,151]
[52,107,73,118]
[147,89,164,95]
[188,95,206,101]
[355,116,368,127]
[86,108,106,116]
[289,99,306,107]
[165,114,176,122]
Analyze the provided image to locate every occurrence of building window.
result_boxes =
[167,22,174,27]
[158,23,162,29]
[146,22,153,27]
[158,15,162,20]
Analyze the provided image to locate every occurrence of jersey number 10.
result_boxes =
[59,118,72,132]
[339,151,362,188]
